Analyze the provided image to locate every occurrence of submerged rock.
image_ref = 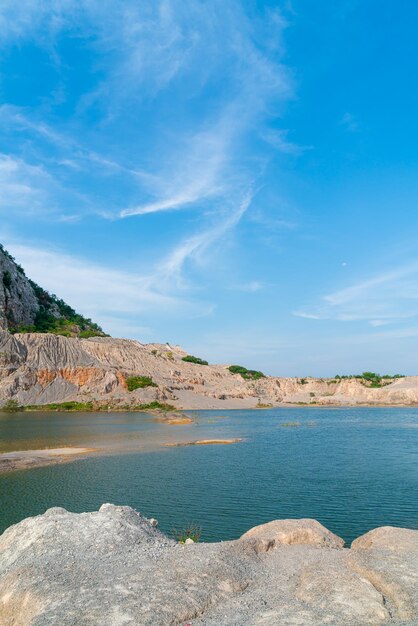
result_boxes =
[0,505,417,625]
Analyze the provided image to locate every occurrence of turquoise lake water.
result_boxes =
[0,407,417,544]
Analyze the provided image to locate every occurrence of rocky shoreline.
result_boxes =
[0,505,417,625]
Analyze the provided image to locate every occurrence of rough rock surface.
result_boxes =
[0,505,417,625]
[240,517,345,552]
[349,527,418,621]
[2,331,418,408]
[0,245,104,339]
[0,247,41,330]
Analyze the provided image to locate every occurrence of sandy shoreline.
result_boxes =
[0,436,245,474]
[0,447,97,475]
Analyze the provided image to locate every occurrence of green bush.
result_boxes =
[22,401,175,412]
[126,376,157,391]
[2,270,12,290]
[332,371,405,388]
[10,302,106,338]
[362,371,381,383]
[9,324,35,334]
[228,365,265,380]
[25,401,95,411]
[182,355,209,365]
[1,399,21,412]
[172,524,202,543]
[4,273,108,337]
[79,329,103,339]
[381,374,405,379]
[131,401,176,411]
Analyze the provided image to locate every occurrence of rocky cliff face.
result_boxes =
[1,331,418,408]
[0,245,104,337]
[0,245,41,331]
[0,504,417,625]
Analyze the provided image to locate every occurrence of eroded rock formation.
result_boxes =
[2,331,418,408]
[0,505,417,625]
[2,243,418,409]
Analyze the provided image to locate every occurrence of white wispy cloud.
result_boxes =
[119,119,231,218]
[294,262,418,325]
[110,1,293,275]
[0,105,155,185]
[0,3,291,197]
[0,154,54,213]
[158,192,254,283]
[0,0,295,300]
[260,128,309,156]
[0,151,93,220]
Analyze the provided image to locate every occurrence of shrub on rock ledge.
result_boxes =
[182,355,209,366]
[228,365,265,380]
[126,376,157,391]
[1,399,21,412]
[172,523,202,543]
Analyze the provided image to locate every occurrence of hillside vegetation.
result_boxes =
[228,365,266,380]
[0,244,106,338]
[334,372,405,388]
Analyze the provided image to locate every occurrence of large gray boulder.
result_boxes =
[240,517,345,552]
[0,505,417,625]
[349,526,418,621]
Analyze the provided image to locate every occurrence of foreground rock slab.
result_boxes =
[0,505,417,625]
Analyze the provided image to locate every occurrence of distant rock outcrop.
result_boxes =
[0,505,417,625]
[0,244,105,337]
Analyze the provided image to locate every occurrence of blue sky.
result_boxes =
[1,0,418,376]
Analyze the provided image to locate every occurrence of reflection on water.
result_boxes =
[0,407,417,544]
